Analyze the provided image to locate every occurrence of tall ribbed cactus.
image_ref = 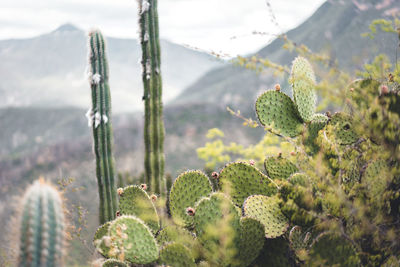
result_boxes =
[138,0,166,195]
[17,179,65,267]
[87,29,117,223]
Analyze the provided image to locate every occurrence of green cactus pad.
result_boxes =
[289,226,312,261]
[288,173,309,187]
[219,162,278,207]
[169,170,213,227]
[243,195,289,238]
[94,222,111,257]
[363,160,387,199]
[255,90,304,137]
[159,242,196,267]
[253,237,293,267]
[102,259,128,267]
[108,216,158,264]
[264,155,298,180]
[308,233,360,266]
[290,57,316,122]
[237,217,265,267]
[118,185,160,233]
[304,113,329,154]
[328,112,358,145]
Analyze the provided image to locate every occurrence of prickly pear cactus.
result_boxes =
[264,155,298,180]
[107,216,158,264]
[290,57,316,122]
[363,159,388,199]
[158,242,196,267]
[93,222,112,257]
[117,185,160,234]
[218,162,278,207]
[256,90,304,137]
[169,170,212,227]
[157,225,199,259]
[243,195,289,238]
[288,173,310,187]
[17,179,65,267]
[289,226,312,262]
[304,113,329,154]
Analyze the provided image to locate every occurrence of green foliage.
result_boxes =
[169,170,212,227]
[218,162,278,207]
[17,179,65,267]
[117,185,160,234]
[101,259,128,267]
[87,29,117,224]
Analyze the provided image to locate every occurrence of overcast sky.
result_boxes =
[0,0,326,55]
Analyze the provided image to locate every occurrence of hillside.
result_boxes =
[0,24,223,113]
[174,0,399,113]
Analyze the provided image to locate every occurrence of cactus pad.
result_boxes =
[289,226,312,261]
[304,113,328,154]
[94,222,111,257]
[290,57,316,122]
[288,173,309,187]
[219,162,278,207]
[256,90,304,137]
[363,160,387,198]
[102,259,128,267]
[243,195,289,238]
[308,233,360,266]
[264,155,298,180]
[328,112,358,145]
[159,242,196,267]
[237,217,265,267]
[118,185,160,233]
[169,170,212,227]
[108,216,158,264]
[156,225,198,259]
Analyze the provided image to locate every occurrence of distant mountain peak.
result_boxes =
[54,23,81,32]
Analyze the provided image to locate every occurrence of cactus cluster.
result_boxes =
[17,179,65,267]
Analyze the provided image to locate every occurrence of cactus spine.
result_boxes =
[87,29,117,223]
[17,179,65,267]
[138,0,165,195]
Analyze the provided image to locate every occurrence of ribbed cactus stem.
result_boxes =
[87,29,117,223]
[138,0,165,195]
[17,179,65,267]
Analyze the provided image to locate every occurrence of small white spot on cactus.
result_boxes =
[141,0,150,13]
[85,108,94,127]
[145,60,151,74]
[92,73,101,84]
[94,112,101,128]
[155,67,160,74]
[146,74,151,80]
[143,33,149,42]
[103,236,112,247]
[102,114,108,124]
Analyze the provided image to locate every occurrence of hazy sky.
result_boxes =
[0,0,326,55]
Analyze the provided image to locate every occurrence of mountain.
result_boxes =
[0,24,223,113]
[173,0,399,113]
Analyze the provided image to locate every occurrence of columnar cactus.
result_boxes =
[17,179,65,267]
[87,29,117,223]
[137,0,166,195]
